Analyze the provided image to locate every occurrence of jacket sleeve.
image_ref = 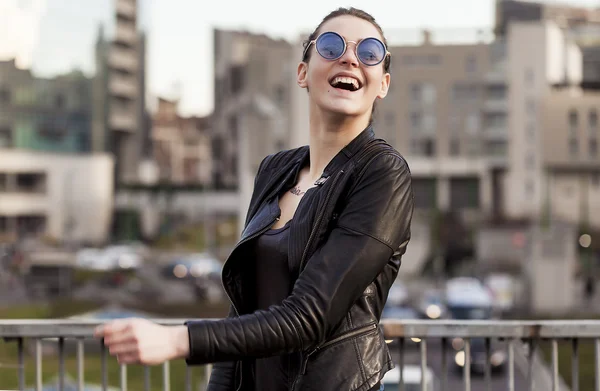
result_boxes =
[185,153,414,363]
[204,306,237,391]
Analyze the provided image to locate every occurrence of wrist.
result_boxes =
[170,325,191,360]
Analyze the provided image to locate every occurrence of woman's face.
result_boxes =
[297,15,391,120]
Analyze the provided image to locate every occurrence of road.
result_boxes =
[389,339,528,391]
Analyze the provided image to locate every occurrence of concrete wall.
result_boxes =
[0,149,114,244]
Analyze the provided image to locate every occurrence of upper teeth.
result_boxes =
[332,76,359,89]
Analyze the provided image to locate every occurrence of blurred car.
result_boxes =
[484,273,516,314]
[381,304,422,347]
[162,252,222,281]
[76,245,143,271]
[445,278,506,374]
[381,365,438,391]
[416,290,447,320]
[452,338,507,375]
[387,281,409,306]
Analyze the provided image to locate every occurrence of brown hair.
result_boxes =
[301,7,391,73]
[301,7,391,124]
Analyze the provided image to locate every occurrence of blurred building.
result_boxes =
[212,29,296,226]
[495,0,600,88]
[0,59,92,153]
[377,31,506,222]
[0,149,114,244]
[92,0,149,185]
[504,20,600,229]
[151,97,212,185]
[540,89,600,229]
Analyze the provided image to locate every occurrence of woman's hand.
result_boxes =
[94,318,190,365]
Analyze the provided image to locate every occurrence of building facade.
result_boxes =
[151,97,212,186]
[0,149,114,244]
[0,59,92,153]
[92,0,149,185]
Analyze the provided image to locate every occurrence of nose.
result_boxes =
[338,40,359,67]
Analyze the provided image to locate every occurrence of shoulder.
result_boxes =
[354,139,411,180]
[258,145,309,174]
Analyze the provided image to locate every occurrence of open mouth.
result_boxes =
[329,76,361,92]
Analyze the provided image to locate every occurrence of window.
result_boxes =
[527,124,536,142]
[484,113,506,129]
[589,110,598,131]
[452,83,478,101]
[410,112,421,130]
[525,98,536,115]
[410,83,436,105]
[16,173,46,193]
[485,140,507,156]
[569,138,578,157]
[0,127,11,148]
[411,139,436,156]
[486,84,506,100]
[450,177,480,209]
[412,178,437,209]
[590,139,598,158]
[525,68,534,86]
[230,65,245,93]
[0,87,10,104]
[525,179,534,195]
[55,94,65,109]
[525,152,535,169]
[569,110,578,133]
[450,138,460,156]
[465,112,479,135]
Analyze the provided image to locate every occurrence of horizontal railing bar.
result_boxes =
[4,319,600,338]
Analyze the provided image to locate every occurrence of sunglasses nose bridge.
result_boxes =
[338,40,360,65]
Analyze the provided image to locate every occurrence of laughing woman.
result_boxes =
[96,7,414,391]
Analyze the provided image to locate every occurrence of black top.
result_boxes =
[253,197,293,391]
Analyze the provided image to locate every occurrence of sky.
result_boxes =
[1,0,599,116]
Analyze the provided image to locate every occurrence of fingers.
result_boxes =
[108,342,139,356]
[116,353,140,365]
[94,319,131,338]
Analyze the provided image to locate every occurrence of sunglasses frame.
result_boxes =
[302,31,391,67]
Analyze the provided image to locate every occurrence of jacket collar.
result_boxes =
[310,125,375,180]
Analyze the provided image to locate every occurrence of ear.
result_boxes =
[377,73,391,99]
[297,62,309,89]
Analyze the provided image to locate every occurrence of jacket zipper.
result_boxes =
[301,323,378,374]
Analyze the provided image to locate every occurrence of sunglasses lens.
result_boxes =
[357,38,386,66]
[316,32,345,60]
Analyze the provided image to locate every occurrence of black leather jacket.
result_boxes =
[185,127,414,391]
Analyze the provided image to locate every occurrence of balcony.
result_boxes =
[1,319,599,391]
[115,24,137,47]
[116,0,136,20]
[109,48,138,74]
[109,111,137,133]
[483,98,508,113]
[109,75,137,99]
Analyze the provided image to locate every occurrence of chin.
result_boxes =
[320,100,365,118]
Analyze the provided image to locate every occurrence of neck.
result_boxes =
[307,105,371,181]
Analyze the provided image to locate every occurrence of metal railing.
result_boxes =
[1,319,600,391]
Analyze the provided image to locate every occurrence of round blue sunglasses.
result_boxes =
[303,31,390,67]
